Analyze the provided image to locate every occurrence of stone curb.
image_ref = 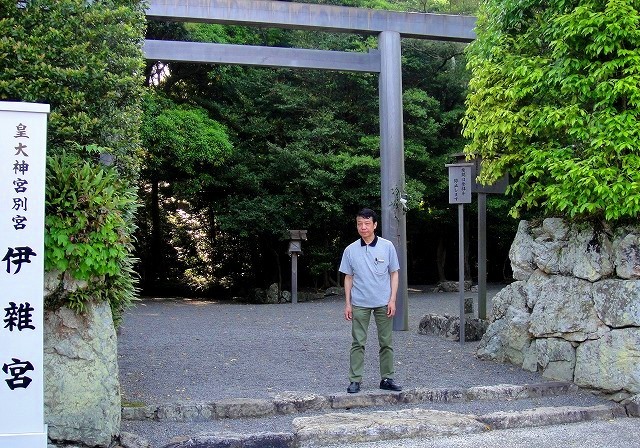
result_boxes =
[161,432,295,448]
[292,408,489,447]
[137,404,633,448]
[477,403,628,429]
[121,381,578,423]
[120,431,152,448]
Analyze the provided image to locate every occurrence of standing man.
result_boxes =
[339,208,402,394]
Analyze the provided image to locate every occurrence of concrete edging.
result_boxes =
[122,382,579,423]
[137,403,631,448]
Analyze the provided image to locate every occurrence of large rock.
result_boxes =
[524,219,615,281]
[479,220,640,398]
[417,314,488,342]
[477,306,531,366]
[476,319,509,362]
[524,269,552,309]
[432,280,473,292]
[526,338,576,381]
[592,279,640,327]
[625,394,640,417]
[574,328,640,394]
[528,275,607,342]
[509,221,536,281]
[44,300,121,447]
[559,226,614,282]
[531,218,568,275]
[266,283,280,304]
[491,281,528,320]
[613,231,640,279]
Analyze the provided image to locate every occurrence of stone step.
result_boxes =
[146,402,631,448]
[119,381,640,447]
[122,381,580,423]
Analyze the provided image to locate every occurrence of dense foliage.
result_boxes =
[1,0,146,320]
[138,0,513,296]
[463,0,640,222]
[45,147,138,324]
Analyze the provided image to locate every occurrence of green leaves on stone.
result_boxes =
[45,148,139,322]
[2,1,146,321]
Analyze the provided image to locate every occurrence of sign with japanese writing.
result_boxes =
[0,102,49,447]
[470,158,509,195]
[446,163,473,204]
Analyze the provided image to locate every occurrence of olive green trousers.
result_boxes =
[349,305,394,383]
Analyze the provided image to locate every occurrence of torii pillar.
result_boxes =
[379,31,408,331]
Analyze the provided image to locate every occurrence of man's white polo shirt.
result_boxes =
[339,235,400,308]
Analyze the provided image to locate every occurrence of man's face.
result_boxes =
[356,216,377,240]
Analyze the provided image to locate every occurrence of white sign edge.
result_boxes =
[0,102,50,114]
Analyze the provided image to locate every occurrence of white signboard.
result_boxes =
[446,163,473,204]
[0,102,49,447]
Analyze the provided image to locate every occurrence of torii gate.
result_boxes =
[144,0,476,330]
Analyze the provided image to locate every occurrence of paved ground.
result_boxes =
[118,285,536,404]
[117,285,637,447]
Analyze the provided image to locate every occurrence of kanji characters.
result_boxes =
[2,358,34,390]
[12,160,29,175]
[2,246,37,274]
[3,302,35,332]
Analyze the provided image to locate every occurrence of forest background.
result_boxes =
[139,0,518,298]
[1,0,516,306]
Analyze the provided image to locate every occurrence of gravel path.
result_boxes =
[117,285,614,447]
[118,285,543,404]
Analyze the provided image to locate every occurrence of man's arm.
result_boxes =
[387,270,399,317]
[344,274,353,321]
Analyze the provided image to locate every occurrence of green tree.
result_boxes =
[141,0,507,293]
[138,91,233,292]
[1,0,145,320]
[1,0,145,178]
[144,18,386,291]
[198,63,383,290]
[463,0,640,222]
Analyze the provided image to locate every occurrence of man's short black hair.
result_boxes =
[356,208,378,223]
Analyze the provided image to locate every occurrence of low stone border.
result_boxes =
[477,403,628,429]
[144,403,630,448]
[122,382,579,422]
[161,432,294,448]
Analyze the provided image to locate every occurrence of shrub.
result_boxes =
[45,146,138,324]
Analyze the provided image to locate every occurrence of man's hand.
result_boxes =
[386,300,396,317]
[344,304,353,321]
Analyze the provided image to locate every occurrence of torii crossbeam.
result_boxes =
[144,0,476,330]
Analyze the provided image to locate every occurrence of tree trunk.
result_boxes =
[274,248,282,292]
[436,236,447,281]
[149,178,164,288]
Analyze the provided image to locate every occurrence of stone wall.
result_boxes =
[477,219,640,402]
[44,271,121,447]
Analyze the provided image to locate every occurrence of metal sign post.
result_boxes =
[445,163,473,343]
[469,158,509,320]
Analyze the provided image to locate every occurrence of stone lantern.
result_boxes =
[288,230,307,303]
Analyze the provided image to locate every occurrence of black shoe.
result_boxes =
[347,382,361,393]
[379,378,402,391]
